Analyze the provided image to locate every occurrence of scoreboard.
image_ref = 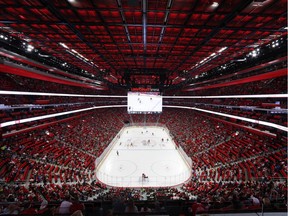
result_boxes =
[127,91,162,114]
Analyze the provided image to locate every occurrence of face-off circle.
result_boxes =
[151,160,180,176]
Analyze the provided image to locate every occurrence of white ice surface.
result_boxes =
[96,126,191,187]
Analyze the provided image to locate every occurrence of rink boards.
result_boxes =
[95,125,191,187]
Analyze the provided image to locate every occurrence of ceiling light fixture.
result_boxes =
[191,51,219,70]
[38,53,50,57]
[90,62,99,67]
[218,47,228,53]
[248,49,260,58]
[26,44,34,52]
[211,2,219,7]
[59,42,69,49]
[251,0,267,7]
[232,58,247,62]
[271,40,279,48]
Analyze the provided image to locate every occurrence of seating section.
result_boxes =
[1,109,124,185]
[195,106,287,128]
[0,66,287,213]
[1,108,286,203]
[0,73,100,95]
[165,76,287,132]
[0,73,125,106]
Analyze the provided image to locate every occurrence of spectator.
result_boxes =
[58,194,73,214]
[20,202,37,215]
[262,195,271,208]
[125,200,138,213]
[1,203,20,215]
[191,197,206,216]
[38,199,51,215]
[140,204,152,212]
[70,195,85,215]
[250,194,261,206]
[231,193,243,209]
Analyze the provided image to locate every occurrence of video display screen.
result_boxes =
[127,92,162,114]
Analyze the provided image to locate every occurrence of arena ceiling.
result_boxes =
[0,0,287,91]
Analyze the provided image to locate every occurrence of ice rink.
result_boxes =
[95,126,191,187]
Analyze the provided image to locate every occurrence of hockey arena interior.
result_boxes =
[0,0,287,215]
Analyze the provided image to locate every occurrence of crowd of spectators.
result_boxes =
[199,105,286,127]
[0,180,286,215]
[0,61,287,215]
[0,107,287,215]
[165,75,288,134]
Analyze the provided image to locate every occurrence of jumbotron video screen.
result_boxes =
[127,92,162,114]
